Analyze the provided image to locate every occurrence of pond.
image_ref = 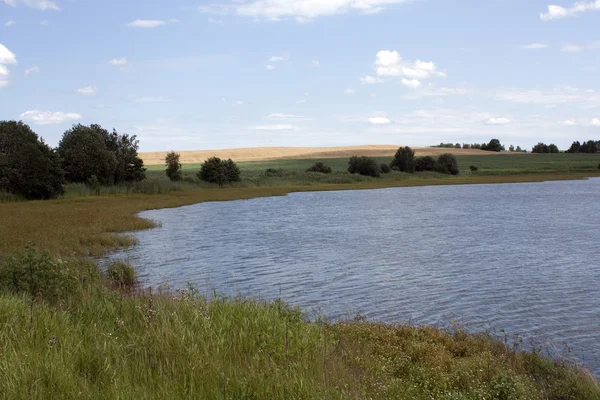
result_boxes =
[109,178,600,375]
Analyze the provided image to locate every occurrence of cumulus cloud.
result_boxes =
[344,88,355,95]
[4,20,16,27]
[540,0,600,20]
[3,0,60,10]
[369,50,445,89]
[269,53,290,62]
[368,117,391,125]
[133,96,172,103]
[0,44,17,88]
[592,118,600,126]
[76,85,97,95]
[265,64,275,70]
[24,66,40,77]
[486,117,512,125]
[253,124,298,130]
[520,43,548,50]
[267,113,311,121]
[109,57,128,66]
[401,78,422,89]
[20,110,81,125]
[563,120,578,126]
[199,0,410,20]
[360,75,382,84]
[127,19,167,28]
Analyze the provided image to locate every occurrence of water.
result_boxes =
[109,178,600,374]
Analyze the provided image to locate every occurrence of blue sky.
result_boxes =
[1,0,599,151]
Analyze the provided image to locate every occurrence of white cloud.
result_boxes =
[368,117,392,125]
[592,118,600,126]
[133,96,172,103]
[401,78,422,89]
[562,44,582,52]
[344,88,355,95]
[0,65,9,88]
[202,0,411,20]
[520,43,548,50]
[3,0,60,11]
[266,64,275,70]
[309,60,320,68]
[76,85,97,96]
[0,44,17,88]
[267,113,311,121]
[20,110,81,125]
[561,41,600,52]
[486,117,512,125]
[235,100,244,105]
[563,120,578,126]
[253,124,298,131]
[4,20,16,27]
[127,19,166,28]
[109,57,128,66]
[296,99,307,104]
[540,1,600,20]
[208,18,224,24]
[371,50,446,89]
[269,53,290,62]
[24,66,40,77]
[360,75,382,84]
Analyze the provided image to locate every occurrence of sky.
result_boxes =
[1,0,600,151]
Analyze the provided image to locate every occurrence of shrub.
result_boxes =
[415,156,437,172]
[106,261,137,289]
[470,165,479,172]
[306,162,332,174]
[198,157,241,185]
[264,168,284,177]
[58,124,145,185]
[0,120,65,200]
[165,151,183,181]
[481,139,504,152]
[380,163,391,174]
[348,156,380,178]
[436,154,460,175]
[390,146,416,173]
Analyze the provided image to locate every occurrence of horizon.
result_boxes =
[1,0,600,151]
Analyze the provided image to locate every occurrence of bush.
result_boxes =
[198,157,241,185]
[165,151,183,181]
[306,162,332,174]
[470,165,479,172]
[348,156,380,178]
[106,261,137,289]
[264,168,284,177]
[436,154,460,175]
[390,146,416,173]
[380,163,391,174]
[415,156,437,172]
[481,139,504,152]
[0,120,65,200]
[58,124,145,185]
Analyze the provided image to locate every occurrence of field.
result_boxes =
[1,151,600,398]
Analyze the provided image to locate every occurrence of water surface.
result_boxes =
[110,178,600,374]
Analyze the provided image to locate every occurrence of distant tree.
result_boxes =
[567,141,581,153]
[101,127,146,183]
[414,156,437,172]
[481,139,503,152]
[455,143,461,149]
[198,157,240,186]
[463,143,471,149]
[516,146,524,152]
[58,124,116,184]
[348,156,380,178]
[306,162,332,174]
[0,121,64,200]
[549,144,560,153]
[436,154,460,175]
[380,163,391,174]
[390,146,416,173]
[165,151,182,181]
[509,145,515,152]
[532,143,552,153]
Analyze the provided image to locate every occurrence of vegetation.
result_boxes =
[380,163,391,174]
[390,146,416,173]
[415,156,437,172]
[567,140,600,154]
[198,157,241,185]
[481,138,505,152]
[165,151,183,181]
[0,121,64,200]
[348,156,380,177]
[470,165,479,172]
[532,143,560,154]
[436,153,460,175]
[306,161,333,174]
[106,260,138,289]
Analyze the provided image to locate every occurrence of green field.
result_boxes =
[2,152,600,398]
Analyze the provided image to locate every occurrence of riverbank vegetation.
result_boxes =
[2,121,600,397]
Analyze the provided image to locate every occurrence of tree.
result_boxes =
[567,141,581,153]
[516,146,524,152]
[549,144,560,153]
[0,121,64,200]
[58,125,116,185]
[532,143,551,153]
[165,151,183,181]
[380,163,391,174]
[101,128,146,183]
[198,157,240,186]
[306,162,332,174]
[436,154,460,175]
[415,156,437,172]
[348,156,380,177]
[454,143,461,149]
[481,139,503,152]
[509,145,515,152]
[390,146,416,173]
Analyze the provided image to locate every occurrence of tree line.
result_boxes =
[432,139,527,152]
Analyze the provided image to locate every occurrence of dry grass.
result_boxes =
[140,145,501,165]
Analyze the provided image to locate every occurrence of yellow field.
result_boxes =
[140,145,498,165]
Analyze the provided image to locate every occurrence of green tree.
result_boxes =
[481,139,503,152]
[0,121,64,200]
[348,156,380,177]
[165,151,183,181]
[101,127,146,183]
[57,124,116,185]
[306,162,332,174]
[436,154,460,175]
[198,157,241,186]
[390,146,416,173]
[415,156,437,172]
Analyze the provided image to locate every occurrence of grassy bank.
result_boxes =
[1,153,600,398]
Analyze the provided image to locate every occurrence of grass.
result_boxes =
[1,152,600,397]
